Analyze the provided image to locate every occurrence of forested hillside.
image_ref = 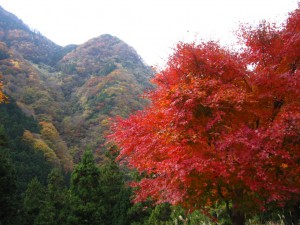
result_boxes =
[0,4,299,225]
[0,5,154,225]
[0,5,153,166]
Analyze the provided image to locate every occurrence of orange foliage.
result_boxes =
[0,75,8,103]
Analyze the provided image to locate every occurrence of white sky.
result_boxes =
[0,0,298,66]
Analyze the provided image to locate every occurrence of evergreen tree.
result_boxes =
[23,177,46,225]
[68,150,104,225]
[47,168,66,214]
[112,187,132,225]
[23,169,71,225]
[34,169,68,225]
[146,203,172,225]
[0,148,17,225]
[99,152,129,225]
[0,125,8,146]
[33,202,56,225]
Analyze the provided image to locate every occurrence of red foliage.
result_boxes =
[109,6,300,214]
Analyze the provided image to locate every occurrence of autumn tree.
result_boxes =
[0,82,6,103]
[109,6,300,225]
[40,121,74,171]
[0,45,8,103]
[0,74,8,103]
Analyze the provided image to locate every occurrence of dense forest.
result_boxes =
[0,4,299,225]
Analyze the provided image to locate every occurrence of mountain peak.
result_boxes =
[59,33,148,77]
[97,33,118,40]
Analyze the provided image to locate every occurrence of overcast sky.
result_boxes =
[0,0,298,66]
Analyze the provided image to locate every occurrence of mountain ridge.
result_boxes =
[0,5,153,167]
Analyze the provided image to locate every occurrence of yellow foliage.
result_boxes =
[39,121,74,171]
[33,138,52,152]
[11,60,20,68]
[100,118,110,127]
[22,130,35,144]
[22,130,60,167]
[40,121,59,141]
[33,139,60,167]
[0,75,8,103]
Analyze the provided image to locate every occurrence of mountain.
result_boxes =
[56,34,153,161]
[0,6,65,65]
[0,5,153,167]
[59,34,149,78]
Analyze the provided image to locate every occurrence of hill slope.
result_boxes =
[0,6,153,165]
[57,34,152,160]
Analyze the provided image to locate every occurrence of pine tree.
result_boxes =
[44,169,67,225]
[68,150,104,225]
[34,169,68,225]
[23,177,46,225]
[99,151,130,225]
[33,202,55,225]
[0,149,17,225]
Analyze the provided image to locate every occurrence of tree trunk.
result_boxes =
[231,208,245,225]
[290,202,300,225]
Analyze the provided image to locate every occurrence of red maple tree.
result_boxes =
[109,6,300,225]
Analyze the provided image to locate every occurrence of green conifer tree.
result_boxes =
[33,202,56,225]
[0,150,17,225]
[99,151,130,225]
[34,169,68,225]
[23,177,46,225]
[68,150,104,225]
[47,169,67,216]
